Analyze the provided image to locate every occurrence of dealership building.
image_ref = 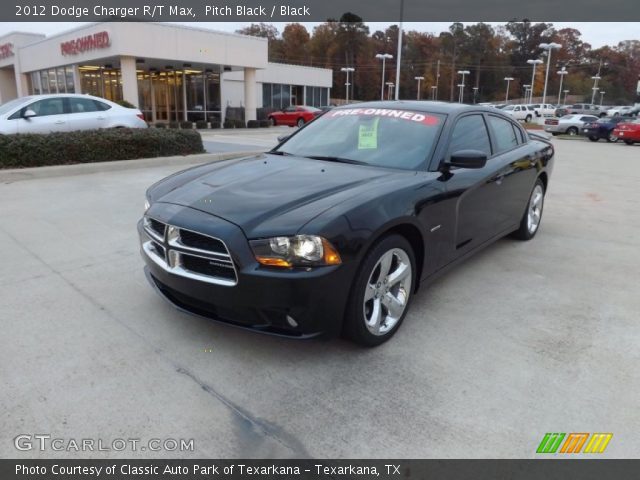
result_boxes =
[0,22,332,122]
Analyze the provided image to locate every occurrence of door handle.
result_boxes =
[54,120,65,124]
[97,116,106,120]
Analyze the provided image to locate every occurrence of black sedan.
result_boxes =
[582,116,632,142]
[139,101,554,346]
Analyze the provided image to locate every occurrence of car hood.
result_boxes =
[151,153,405,238]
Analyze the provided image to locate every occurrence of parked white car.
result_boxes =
[606,105,634,117]
[528,103,556,118]
[502,104,535,122]
[0,94,147,135]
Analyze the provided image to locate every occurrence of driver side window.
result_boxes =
[448,115,492,158]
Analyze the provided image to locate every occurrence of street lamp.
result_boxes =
[375,53,393,101]
[599,91,606,106]
[472,86,479,104]
[504,77,514,103]
[527,59,543,103]
[563,89,570,105]
[414,76,424,99]
[591,75,601,104]
[386,82,395,100]
[539,43,561,111]
[557,67,568,105]
[457,70,470,103]
[340,67,354,103]
[523,84,531,104]
[431,85,437,100]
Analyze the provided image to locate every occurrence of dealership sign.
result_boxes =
[0,42,13,59]
[60,31,110,55]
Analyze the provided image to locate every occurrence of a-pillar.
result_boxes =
[244,67,257,123]
[120,56,139,107]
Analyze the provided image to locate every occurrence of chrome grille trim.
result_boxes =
[141,217,238,287]
[143,216,165,243]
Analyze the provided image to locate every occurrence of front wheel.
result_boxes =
[624,140,635,145]
[512,178,545,241]
[606,132,618,143]
[566,127,578,136]
[588,136,599,142]
[525,115,532,123]
[343,235,416,347]
[296,118,305,128]
[268,117,276,126]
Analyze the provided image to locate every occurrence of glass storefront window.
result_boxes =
[40,70,49,94]
[31,72,41,95]
[65,67,75,93]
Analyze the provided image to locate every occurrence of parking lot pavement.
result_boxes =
[200,126,290,153]
[1,139,639,459]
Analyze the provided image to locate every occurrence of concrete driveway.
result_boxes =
[1,139,639,459]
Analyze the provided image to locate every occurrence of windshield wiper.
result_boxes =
[268,150,293,155]
[304,155,368,165]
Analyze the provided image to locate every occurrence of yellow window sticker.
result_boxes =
[358,117,379,149]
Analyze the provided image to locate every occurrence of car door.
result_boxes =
[436,113,505,259]
[281,106,297,126]
[66,97,108,131]
[10,97,69,134]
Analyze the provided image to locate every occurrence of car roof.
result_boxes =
[338,100,499,116]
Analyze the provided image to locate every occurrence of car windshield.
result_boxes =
[0,97,29,116]
[503,105,515,111]
[273,107,445,170]
[560,115,575,120]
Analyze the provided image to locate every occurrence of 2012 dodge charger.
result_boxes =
[139,101,554,346]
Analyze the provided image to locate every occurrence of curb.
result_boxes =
[0,150,263,183]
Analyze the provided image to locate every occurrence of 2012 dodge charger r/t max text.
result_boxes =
[139,101,554,346]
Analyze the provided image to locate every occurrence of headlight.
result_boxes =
[250,235,341,268]
[144,199,150,212]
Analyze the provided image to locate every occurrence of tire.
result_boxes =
[343,234,416,347]
[588,136,599,142]
[525,115,532,123]
[624,140,635,145]
[297,118,305,128]
[268,117,276,126]
[606,132,618,143]
[512,178,545,241]
[566,127,578,136]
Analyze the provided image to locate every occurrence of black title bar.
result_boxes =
[6,0,640,22]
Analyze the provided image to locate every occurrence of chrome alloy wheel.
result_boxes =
[363,248,412,336]
[527,184,544,234]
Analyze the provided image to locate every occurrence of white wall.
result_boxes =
[225,62,332,88]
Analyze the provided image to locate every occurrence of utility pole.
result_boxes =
[591,58,603,105]
[394,0,404,100]
[435,59,440,100]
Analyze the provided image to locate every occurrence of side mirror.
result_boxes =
[446,150,487,169]
[277,133,291,143]
[22,109,37,119]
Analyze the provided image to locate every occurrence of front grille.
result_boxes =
[181,255,236,281]
[142,216,238,286]
[179,229,226,254]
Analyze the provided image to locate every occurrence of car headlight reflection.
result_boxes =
[251,235,341,268]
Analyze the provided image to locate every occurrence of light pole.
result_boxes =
[457,70,470,103]
[599,91,606,106]
[539,43,561,112]
[375,53,393,101]
[563,89,570,105]
[523,84,531,104]
[340,67,354,103]
[527,59,543,104]
[472,86,479,104]
[591,76,601,105]
[394,0,404,100]
[557,67,568,105]
[431,85,437,100]
[386,82,394,100]
[504,77,514,103]
[414,76,424,99]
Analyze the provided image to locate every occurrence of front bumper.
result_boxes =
[138,203,354,338]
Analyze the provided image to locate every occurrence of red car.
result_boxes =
[268,105,322,127]
[613,119,640,145]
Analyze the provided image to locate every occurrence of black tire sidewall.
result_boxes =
[343,234,416,347]
[512,178,545,241]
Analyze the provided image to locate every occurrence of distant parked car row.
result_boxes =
[0,94,147,135]
[543,112,640,145]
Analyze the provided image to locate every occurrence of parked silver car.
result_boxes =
[0,94,147,135]
[544,114,599,136]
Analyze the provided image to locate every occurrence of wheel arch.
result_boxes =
[538,171,548,192]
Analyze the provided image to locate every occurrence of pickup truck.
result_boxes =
[567,103,607,118]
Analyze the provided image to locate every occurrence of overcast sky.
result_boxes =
[0,22,637,47]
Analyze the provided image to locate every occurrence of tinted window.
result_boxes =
[27,98,65,117]
[488,116,519,153]
[69,97,100,113]
[448,114,491,157]
[94,100,111,111]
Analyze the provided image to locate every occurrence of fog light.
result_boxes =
[286,315,298,327]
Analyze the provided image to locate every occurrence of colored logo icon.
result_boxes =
[536,433,612,454]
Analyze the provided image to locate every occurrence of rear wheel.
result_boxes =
[512,178,545,241]
[296,118,305,128]
[343,235,415,347]
[606,132,618,143]
[624,140,635,145]
[588,136,599,142]
[525,114,532,123]
[566,127,578,136]
[268,117,276,126]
